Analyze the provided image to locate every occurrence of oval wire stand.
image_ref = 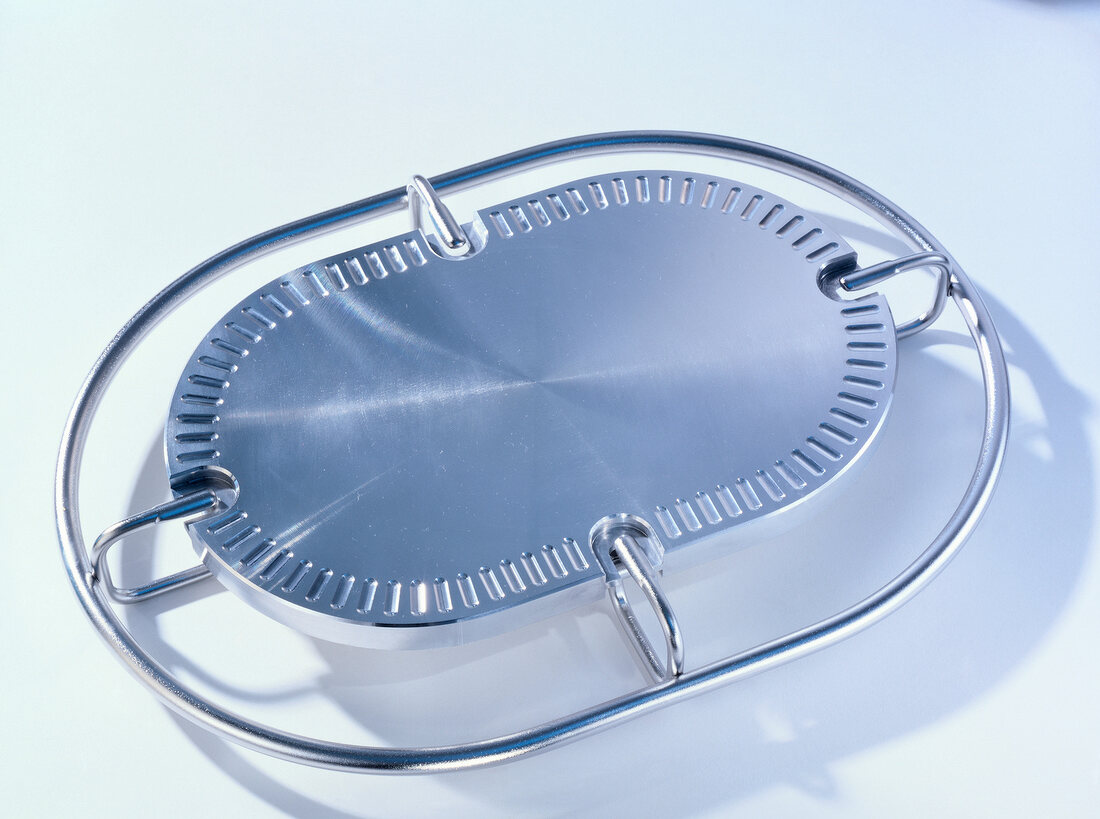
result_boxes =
[56,131,1009,773]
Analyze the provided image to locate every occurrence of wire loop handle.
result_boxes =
[592,515,685,682]
[89,489,221,603]
[824,251,951,339]
[56,131,1008,773]
[407,174,471,257]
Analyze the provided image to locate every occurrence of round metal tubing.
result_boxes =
[55,131,1009,773]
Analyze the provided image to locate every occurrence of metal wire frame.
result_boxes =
[55,131,1009,773]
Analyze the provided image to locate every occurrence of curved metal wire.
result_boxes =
[55,131,1009,773]
[89,489,220,603]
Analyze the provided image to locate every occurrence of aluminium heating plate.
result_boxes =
[164,170,896,647]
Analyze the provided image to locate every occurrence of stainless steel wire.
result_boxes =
[55,131,1009,772]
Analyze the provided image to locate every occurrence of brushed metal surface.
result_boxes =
[164,170,896,646]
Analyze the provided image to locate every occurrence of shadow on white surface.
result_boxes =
[109,279,1091,816]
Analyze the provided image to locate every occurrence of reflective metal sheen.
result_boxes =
[165,171,895,647]
[56,132,1009,773]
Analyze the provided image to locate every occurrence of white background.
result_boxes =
[3,1,1098,816]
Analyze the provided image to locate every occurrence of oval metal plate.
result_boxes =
[165,171,896,647]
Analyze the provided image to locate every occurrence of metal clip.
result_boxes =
[823,251,951,339]
[407,174,470,257]
[90,489,222,603]
[592,514,685,683]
